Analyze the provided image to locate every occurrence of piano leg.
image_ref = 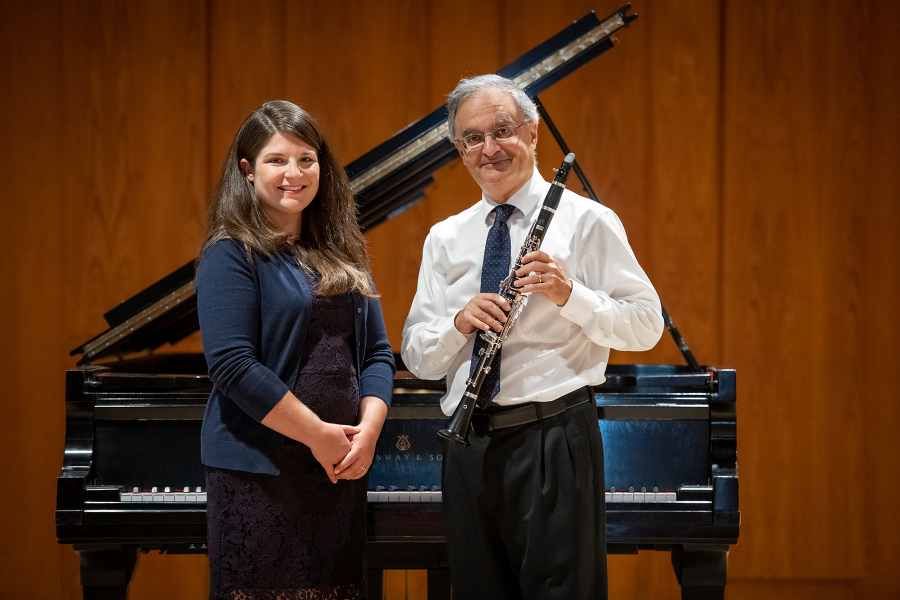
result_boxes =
[366,568,450,600]
[75,544,138,600]
[368,569,384,600]
[426,567,451,600]
[671,544,729,600]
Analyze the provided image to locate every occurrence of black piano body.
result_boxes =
[58,354,737,600]
[58,6,739,598]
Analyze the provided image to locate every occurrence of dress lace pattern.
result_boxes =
[207,275,366,600]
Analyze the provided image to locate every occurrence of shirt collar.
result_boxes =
[478,166,547,225]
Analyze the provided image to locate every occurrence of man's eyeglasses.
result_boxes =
[455,122,526,152]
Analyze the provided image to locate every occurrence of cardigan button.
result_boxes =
[357,308,362,313]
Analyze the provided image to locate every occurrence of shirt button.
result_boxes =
[357,308,362,313]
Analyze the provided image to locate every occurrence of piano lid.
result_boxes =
[348,5,636,231]
[71,5,637,366]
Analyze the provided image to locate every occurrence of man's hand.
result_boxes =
[515,250,573,306]
[454,293,511,334]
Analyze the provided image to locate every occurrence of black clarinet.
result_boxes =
[438,153,575,445]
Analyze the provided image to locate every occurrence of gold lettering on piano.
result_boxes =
[374,453,443,462]
[395,434,411,451]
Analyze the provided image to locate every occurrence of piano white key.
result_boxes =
[119,485,209,502]
[605,487,681,503]
[365,488,443,502]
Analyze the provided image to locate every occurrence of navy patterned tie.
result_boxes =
[470,204,515,407]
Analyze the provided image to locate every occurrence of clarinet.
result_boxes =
[438,153,575,445]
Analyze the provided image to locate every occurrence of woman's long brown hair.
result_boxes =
[201,100,375,297]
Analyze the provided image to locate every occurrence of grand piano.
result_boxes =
[57,6,739,599]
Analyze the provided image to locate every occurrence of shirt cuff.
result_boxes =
[559,280,601,327]
[436,315,470,360]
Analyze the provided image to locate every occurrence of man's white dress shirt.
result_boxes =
[401,168,664,416]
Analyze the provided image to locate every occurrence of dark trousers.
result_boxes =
[442,399,607,600]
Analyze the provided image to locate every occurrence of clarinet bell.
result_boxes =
[437,426,470,446]
[437,399,474,446]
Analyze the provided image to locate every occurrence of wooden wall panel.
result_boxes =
[642,0,723,368]
[209,0,291,178]
[0,1,68,598]
[57,0,211,597]
[848,2,900,596]
[722,0,891,583]
[60,0,209,349]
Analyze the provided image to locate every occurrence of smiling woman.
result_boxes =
[240,132,320,237]
[195,100,395,600]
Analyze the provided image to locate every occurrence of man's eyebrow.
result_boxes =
[461,116,515,137]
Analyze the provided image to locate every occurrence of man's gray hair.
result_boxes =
[446,74,540,141]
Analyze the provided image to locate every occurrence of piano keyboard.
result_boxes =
[605,487,677,503]
[120,487,207,503]
[368,486,679,503]
[117,486,677,504]
[367,487,442,503]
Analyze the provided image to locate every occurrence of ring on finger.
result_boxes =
[538,273,542,284]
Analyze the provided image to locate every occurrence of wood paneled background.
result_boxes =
[1,1,898,598]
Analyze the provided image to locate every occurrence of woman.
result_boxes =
[195,100,395,599]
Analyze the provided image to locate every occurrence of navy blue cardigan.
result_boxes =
[195,238,395,475]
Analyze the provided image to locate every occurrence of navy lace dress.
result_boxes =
[206,273,367,600]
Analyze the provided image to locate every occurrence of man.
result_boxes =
[401,74,663,599]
